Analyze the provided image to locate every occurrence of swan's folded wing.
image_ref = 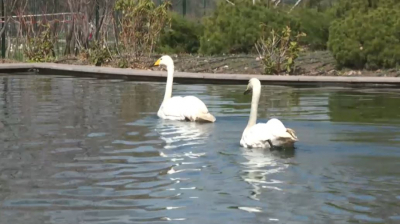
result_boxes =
[182,96,209,112]
[265,119,297,146]
[249,123,273,141]
[265,118,287,131]
[182,96,216,122]
[241,123,273,148]
[158,97,185,120]
[265,118,293,139]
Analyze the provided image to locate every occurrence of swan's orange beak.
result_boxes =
[154,59,161,66]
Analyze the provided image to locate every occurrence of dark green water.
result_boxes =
[0,74,399,224]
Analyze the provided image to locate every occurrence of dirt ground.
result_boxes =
[3,51,400,77]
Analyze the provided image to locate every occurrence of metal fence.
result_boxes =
[1,0,218,61]
[167,0,217,18]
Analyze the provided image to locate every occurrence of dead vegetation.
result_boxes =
[50,51,400,77]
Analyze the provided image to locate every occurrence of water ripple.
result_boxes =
[1,76,400,224]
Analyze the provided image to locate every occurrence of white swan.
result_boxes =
[154,55,216,122]
[240,78,298,149]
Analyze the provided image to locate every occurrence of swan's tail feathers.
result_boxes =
[275,128,298,142]
[286,128,298,141]
[196,113,216,123]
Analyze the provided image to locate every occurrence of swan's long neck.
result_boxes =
[247,86,261,128]
[163,63,174,102]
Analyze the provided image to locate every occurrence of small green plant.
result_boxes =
[117,57,129,68]
[255,25,306,74]
[87,41,112,66]
[24,24,55,62]
[115,0,171,58]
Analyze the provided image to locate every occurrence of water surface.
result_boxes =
[0,74,399,224]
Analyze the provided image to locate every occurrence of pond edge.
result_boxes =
[1,63,400,87]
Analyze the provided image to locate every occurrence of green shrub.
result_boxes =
[199,1,300,55]
[331,0,382,18]
[328,3,400,69]
[87,41,112,66]
[115,0,171,58]
[292,8,333,50]
[117,57,129,68]
[24,24,55,62]
[256,26,306,74]
[158,13,202,54]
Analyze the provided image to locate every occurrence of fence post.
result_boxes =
[203,0,206,15]
[95,0,99,40]
[1,0,5,59]
[182,0,186,16]
[34,0,37,30]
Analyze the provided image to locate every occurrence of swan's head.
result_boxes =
[244,78,261,95]
[154,55,174,68]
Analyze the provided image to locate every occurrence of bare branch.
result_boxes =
[225,0,235,6]
[0,0,20,36]
[289,0,302,12]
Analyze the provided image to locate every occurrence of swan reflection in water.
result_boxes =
[240,147,295,201]
[154,119,214,150]
[154,119,215,174]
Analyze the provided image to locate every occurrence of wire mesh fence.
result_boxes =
[1,0,218,61]
[167,0,217,18]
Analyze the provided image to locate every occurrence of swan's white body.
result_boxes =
[157,95,213,121]
[154,55,216,122]
[240,78,298,149]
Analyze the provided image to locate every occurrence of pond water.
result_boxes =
[0,74,400,224]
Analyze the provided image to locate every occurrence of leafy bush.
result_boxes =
[115,0,171,58]
[292,8,333,50]
[328,2,400,69]
[117,57,129,68]
[330,0,383,18]
[199,0,300,55]
[158,13,202,54]
[87,41,112,66]
[24,24,55,62]
[256,26,306,74]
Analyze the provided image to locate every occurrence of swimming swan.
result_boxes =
[240,78,298,149]
[154,55,216,122]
